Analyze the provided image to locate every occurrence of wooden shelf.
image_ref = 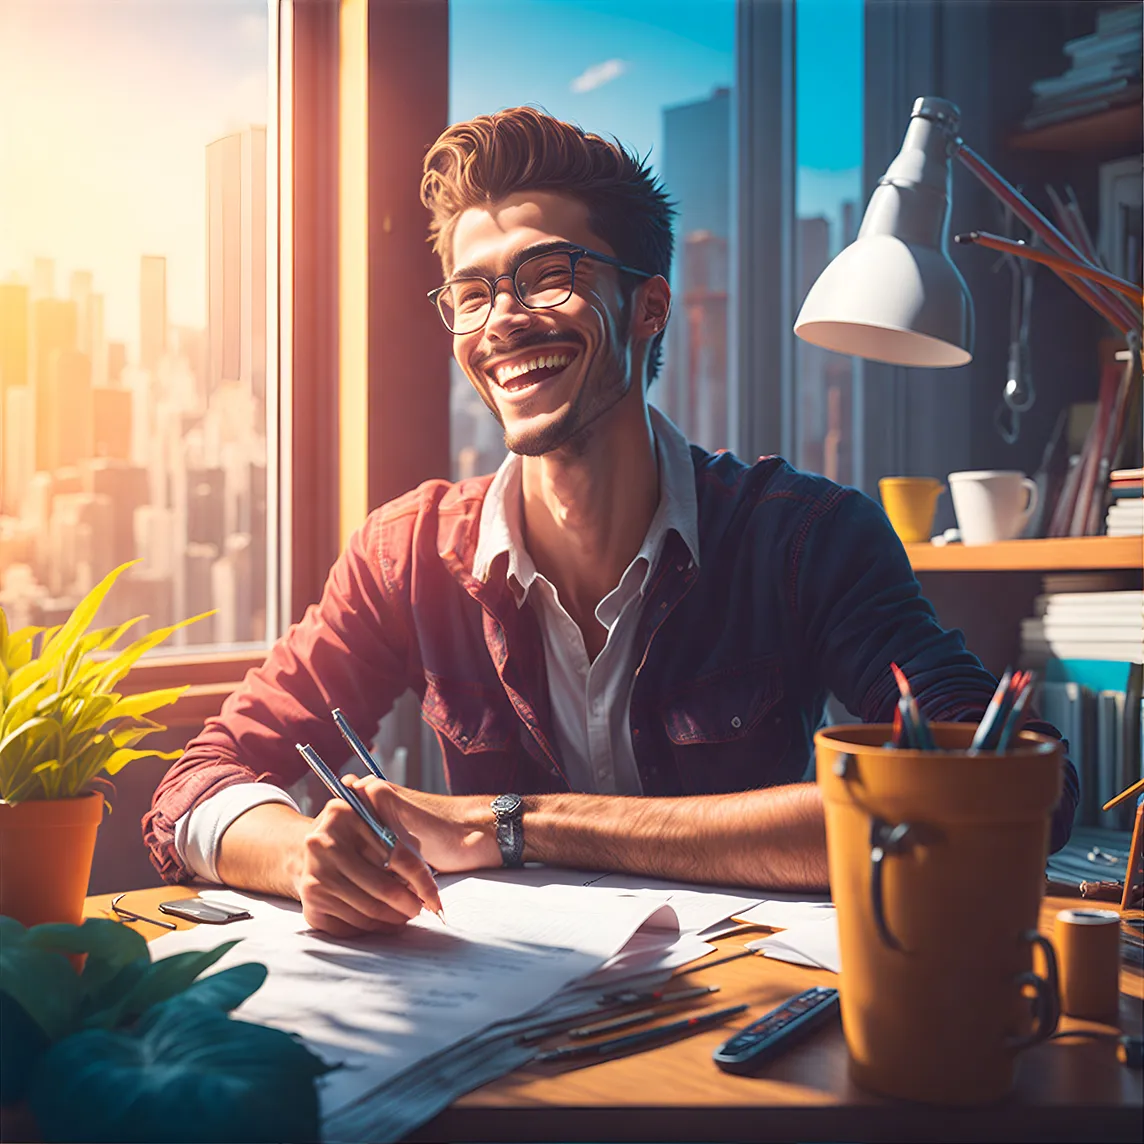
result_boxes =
[906,535,1142,572]
[1008,98,1143,154]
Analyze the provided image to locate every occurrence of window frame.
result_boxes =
[122,0,343,726]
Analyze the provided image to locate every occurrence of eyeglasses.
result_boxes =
[428,245,653,335]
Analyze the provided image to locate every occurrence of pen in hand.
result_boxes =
[295,742,446,924]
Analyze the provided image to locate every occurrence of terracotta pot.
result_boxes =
[0,791,104,928]
[816,722,1062,1105]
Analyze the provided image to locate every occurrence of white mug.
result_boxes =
[947,470,1038,545]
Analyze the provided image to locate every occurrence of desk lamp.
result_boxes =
[794,97,1143,367]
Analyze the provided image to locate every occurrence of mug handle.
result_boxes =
[1018,478,1039,526]
[1005,929,1060,1050]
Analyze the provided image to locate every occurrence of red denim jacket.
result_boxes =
[144,448,1077,881]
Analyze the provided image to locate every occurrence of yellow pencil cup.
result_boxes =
[816,722,1063,1105]
[879,477,944,543]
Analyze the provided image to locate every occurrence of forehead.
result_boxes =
[449,191,612,273]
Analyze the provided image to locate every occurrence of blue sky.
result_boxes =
[1,0,865,345]
[451,0,864,246]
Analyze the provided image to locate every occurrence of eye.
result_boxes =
[452,283,489,312]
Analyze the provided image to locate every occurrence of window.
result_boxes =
[447,0,737,478]
[793,0,864,487]
[0,0,277,652]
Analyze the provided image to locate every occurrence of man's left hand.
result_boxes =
[341,776,501,873]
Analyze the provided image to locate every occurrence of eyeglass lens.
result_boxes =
[437,251,576,333]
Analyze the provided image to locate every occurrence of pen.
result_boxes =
[534,1003,749,1063]
[673,947,756,976]
[331,708,388,780]
[295,742,446,923]
[568,985,721,1038]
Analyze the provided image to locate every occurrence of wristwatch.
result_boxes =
[490,793,525,868]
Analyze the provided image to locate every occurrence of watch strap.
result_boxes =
[491,794,525,868]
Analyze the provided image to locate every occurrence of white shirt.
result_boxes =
[174,406,700,881]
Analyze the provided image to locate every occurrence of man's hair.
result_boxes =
[421,106,676,383]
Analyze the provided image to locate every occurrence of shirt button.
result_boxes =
[731,716,742,729]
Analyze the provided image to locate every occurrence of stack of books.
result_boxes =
[1021,576,1143,828]
[1020,3,1142,131]
[1020,587,1143,664]
[1106,467,1144,536]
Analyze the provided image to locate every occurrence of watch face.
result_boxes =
[492,793,522,815]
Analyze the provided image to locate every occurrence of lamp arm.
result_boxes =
[953,142,1140,334]
[955,231,1144,301]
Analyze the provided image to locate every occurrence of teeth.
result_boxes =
[495,353,572,386]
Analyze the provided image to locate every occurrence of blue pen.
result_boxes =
[332,707,388,780]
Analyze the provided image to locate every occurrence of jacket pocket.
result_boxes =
[421,671,516,754]
[659,657,784,746]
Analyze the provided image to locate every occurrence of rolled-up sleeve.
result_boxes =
[143,510,417,881]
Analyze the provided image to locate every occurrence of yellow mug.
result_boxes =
[879,477,945,544]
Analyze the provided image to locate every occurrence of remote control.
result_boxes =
[712,986,840,1075]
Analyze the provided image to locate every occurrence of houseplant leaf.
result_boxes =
[29,996,333,1144]
[90,942,242,1029]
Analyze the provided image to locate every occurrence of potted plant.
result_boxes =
[0,561,207,928]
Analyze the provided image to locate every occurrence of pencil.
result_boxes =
[534,1004,748,1063]
[295,742,445,923]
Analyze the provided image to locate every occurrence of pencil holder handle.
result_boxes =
[869,816,914,952]
[1005,930,1060,1050]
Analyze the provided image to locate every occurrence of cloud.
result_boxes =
[570,59,627,94]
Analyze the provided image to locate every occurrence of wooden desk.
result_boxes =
[89,889,1143,1143]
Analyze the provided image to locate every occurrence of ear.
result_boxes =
[631,275,671,340]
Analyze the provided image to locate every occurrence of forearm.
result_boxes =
[215,802,311,899]
[521,782,828,890]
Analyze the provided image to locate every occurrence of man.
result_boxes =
[145,107,1077,937]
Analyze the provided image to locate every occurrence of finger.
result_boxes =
[301,886,407,937]
[385,842,445,917]
[306,810,424,921]
[301,856,422,929]
[352,781,446,916]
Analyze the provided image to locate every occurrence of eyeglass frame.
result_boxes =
[427,243,655,334]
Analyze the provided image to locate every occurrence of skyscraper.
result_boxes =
[140,255,168,374]
[0,282,29,394]
[51,350,94,469]
[662,88,731,449]
[207,125,266,404]
[31,298,78,473]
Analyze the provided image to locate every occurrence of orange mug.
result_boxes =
[879,477,944,544]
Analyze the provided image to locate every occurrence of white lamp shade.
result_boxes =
[794,233,973,368]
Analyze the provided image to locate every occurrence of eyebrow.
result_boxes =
[447,239,580,284]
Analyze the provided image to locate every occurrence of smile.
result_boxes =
[491,352,575,391]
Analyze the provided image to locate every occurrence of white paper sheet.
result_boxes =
[746,917,841,973]
[149,878,671,1124]
[732,897,836,930]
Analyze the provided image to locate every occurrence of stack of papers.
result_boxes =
[148,870,771,1142]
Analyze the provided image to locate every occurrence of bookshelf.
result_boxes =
[906,535,1142,572]
[1008,97,1144,154]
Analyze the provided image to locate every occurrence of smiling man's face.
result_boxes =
[448,190,647,457]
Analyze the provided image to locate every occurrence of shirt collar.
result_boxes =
[472,403,700,604]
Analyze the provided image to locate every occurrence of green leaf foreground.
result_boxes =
[0,917,333,1142]
[0,561,212,803]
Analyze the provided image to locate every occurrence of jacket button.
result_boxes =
[731,716,742,729]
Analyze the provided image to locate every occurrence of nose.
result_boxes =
[485,274,533,339]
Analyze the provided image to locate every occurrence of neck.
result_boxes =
[520,389,659,632]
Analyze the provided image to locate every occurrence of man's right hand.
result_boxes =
[215,800,442,938]
[296,796,444,938]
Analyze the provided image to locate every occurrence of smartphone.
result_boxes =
[158,897,252,924]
